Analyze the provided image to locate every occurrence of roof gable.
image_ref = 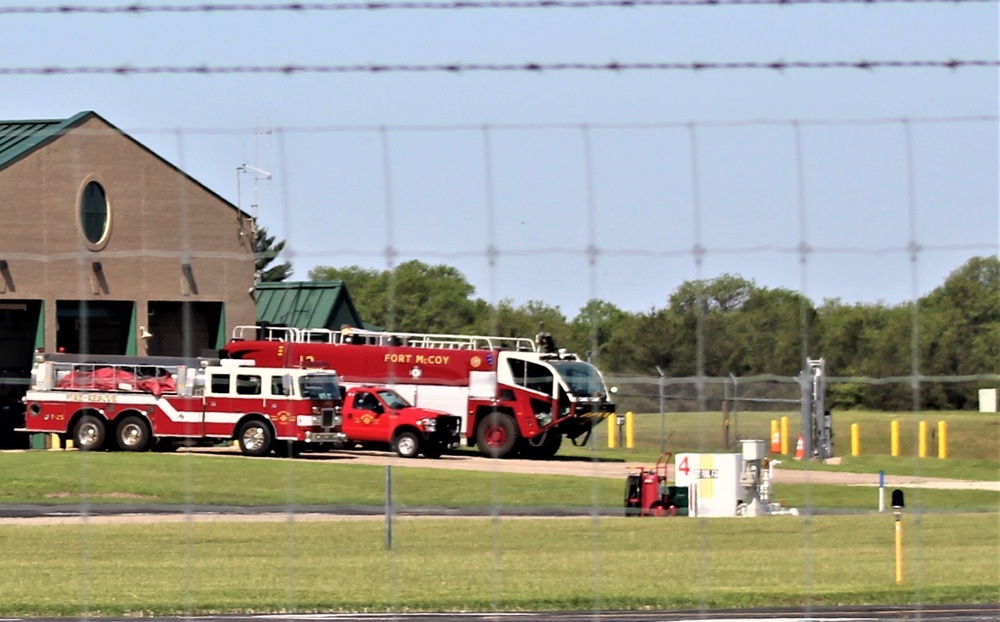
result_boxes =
[0,110,249,219]
[255,281,364,330]
[0,111,92,170]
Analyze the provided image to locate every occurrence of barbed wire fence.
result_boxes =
[2,0,998,617]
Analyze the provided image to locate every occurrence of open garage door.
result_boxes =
[146,301,223,358]
[0,300,43,448]
[56,300,134,355]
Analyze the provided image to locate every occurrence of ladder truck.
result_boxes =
[20,352,346,457]
[223,326,617,459]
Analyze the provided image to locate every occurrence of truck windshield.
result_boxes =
[299,374,341,400]
[550,361,607,398]
[377,389,411,409]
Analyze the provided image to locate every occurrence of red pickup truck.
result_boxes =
[340,386,461,458]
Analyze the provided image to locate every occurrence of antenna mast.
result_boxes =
[236,122,273,284]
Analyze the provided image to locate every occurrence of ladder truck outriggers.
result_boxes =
[223,326,617,459]
[20,352,346,457]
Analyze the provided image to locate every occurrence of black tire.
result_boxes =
[521,430,563,460]
[115,415,151,452]
[422,441,444,459]
[475,411,520,459]
[73,414,106,451]
[237,420,273,457]
[394,431,421,458]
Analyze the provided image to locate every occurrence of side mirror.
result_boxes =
[283,374,293,396]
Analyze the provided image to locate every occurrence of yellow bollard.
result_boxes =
[780,416,789,455]
[890,420,900,457]
[625,412,634,449]
[607,415,617,449]
[895,513,904,584]
[918,421,928,458]
[48,433,60,451]
[851,422,860,457]
[65,439,75,450]
[770,419,780,453]
[938,420,947,459]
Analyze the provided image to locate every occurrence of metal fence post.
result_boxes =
[385,465,393,550]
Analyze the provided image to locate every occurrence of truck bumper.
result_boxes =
[304,431,347,444]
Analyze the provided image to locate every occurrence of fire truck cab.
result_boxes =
[20,352,346,457]
[223,325,616,459]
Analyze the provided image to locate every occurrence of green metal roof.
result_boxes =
[255,281,364,330]
[0,111,93,170]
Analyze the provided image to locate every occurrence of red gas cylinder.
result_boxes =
[640,471,661,515]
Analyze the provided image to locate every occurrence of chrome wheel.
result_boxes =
[243,426,266,452]
[237,420,273,457]
[79,423,100,445]
[74,414,106,451]
[117,417,149,451]
[395,432,420,458]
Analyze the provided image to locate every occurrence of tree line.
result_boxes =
[306,256,999,412]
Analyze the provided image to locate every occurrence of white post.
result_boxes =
[878,470,885,513]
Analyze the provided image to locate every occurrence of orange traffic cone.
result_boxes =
[770,430,781,454]
[794,437,805,460]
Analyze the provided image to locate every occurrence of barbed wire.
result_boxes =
[2,59,997,76]
[9,113,991,138]
[2,241,993,263]
[0,0,995,15]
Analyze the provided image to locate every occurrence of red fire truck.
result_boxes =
[20,352,346,457]
[223,326,616,459]
[340,386,461,458]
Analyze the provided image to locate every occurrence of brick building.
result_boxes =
[0,111,257,446]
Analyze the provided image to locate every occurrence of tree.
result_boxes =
[309,260,480,334]
[569,299,629,364]
[471,299,569,348]
[736,286,818,376]
[917,255,1000,408]
[254,225,292,282]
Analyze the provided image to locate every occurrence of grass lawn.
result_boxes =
[1,451,997,511]
[0,408,995,616]
[0,513,995,616]
[562,409,1000,477]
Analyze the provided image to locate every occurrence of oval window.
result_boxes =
[80,181,109,246]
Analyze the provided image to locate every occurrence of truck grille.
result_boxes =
[321,408,337,429]
[440,416,461,436]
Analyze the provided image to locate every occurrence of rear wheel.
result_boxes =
[521,430,562,460]
[237,420,273,457]
[394,431,420,458]
[73,414,106,451]
[475,411,519,458]
[115,415,151,452]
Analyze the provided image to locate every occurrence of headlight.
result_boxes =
[419,417,437,432]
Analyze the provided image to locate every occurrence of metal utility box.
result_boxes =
[674,452,742,517]
[741,439,765,461]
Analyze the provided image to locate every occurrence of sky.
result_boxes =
[2,0,997,317]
